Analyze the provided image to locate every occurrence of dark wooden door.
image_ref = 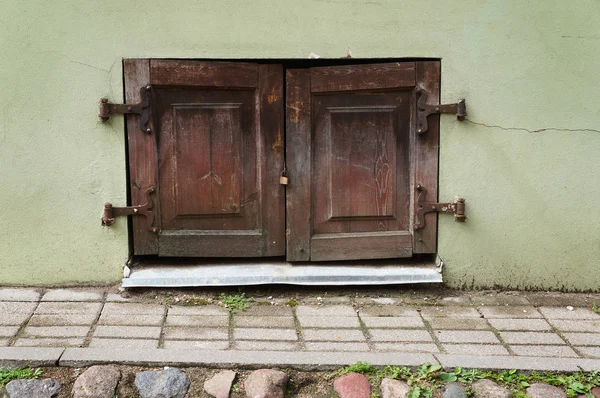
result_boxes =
[125,60,285,257]
[286,61,440,261]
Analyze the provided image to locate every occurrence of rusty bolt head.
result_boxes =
[133,208,138,213]
[146,128,151,133]
[457,198,465,203]
[127,106,132,111]
[100,98,108,103]
[146,85,151,90]
[435,107,440,111]
[417,128,423,133]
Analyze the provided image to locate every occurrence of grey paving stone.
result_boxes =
[369,329,432,342]
[420,307,481,319]
[538,307,599,320]
[549,319,600,332]
[370,297,397,305]
[41,289,103,302]
[358,306,420,317]
[21,326,90,338]
[98,313,164,326]
[305,342,370,352]
[0,347,65,367]
[487,318,552,331]
[435,354,600,372]
[0,339,9,347]
[28,314,98,326]
[89,338,159,349]
[439,296,473,306]
[500,332,565,345]
[236,341,301,351]
[0,289,40,302]
[360,316,425,329]
[435,331,500,344]
[59,348,438,369]
[562,333,600,346]
[14,337,84,347]
[102,302,164,315]
[374,343,439,353]
[443,344,509,356]
[167,305,227,316]
[234,316,295,328]
[525,293,596,308]
[94,326,161,339]
[298,316,361,328]
[302,329,365,342]
[305,296,351,305]
[164,327,228,340]
[235,305,293,317]
[470,293,531,306]
[427,318,490,330]
[0,313,32,326]
[35,302,101,314]
[0,302,37,313]
[163,340,230,350]
[510,345,578,357]
[165,315,229,328]
[575,346,600,358]
[296,305,357,317]
[235,328,298,341]
[478,306,542,319]
[105,293,132,302]
[0,326,20,337]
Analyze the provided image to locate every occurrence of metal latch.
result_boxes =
[102,186,157,233]
[416,86,466,134]
[99,85,152,134]
[414,184,465,229]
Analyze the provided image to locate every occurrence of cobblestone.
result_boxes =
[427,318,490,330]
[305,342,370,352]
[442,344,509,356]
[538,307,600,320]
[234,328,298,341]
[89,338,159,349]
[235,341,300,351]
[297,316,361,328]
[41,289,103,302]
[420,307,482,319]
[14,338,84,347]
[487,318,551,331]
[302,329,365,342]
[549,319,600,332]
[296,305,357,317]
[510,345,578,357]
[499,332,565,345]
[360,316,425,328]
[562,333,600,346]
[163,340,230,350]
[165,315,229,328]
[0,289,40,302]
[28,314,98,326]
[164,327,228,340]
[369,329,432,342]
[436,331,500,344]
[98,314,164,326]
[234,316,295,328]
[21,326,90,338]
[373,343,439,353]
[94,326,161,339]
[478,306,542,319]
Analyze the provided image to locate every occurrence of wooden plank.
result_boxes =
[124,59,158,255]
[311,62,415,93]
[150,60,258,88]
[413,61,441,253]
[285,69,311,261]
[259,64,286,256]
[311,232,412,261]
[159,230,263,257]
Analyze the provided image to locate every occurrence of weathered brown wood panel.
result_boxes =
[285,69,312,261]
[311,232,412,261]
[150,60,258,88]
[124,59,159,255]
[311,62,415,93]
[413,61,440,253]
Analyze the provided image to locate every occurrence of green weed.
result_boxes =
[219,292,253,313]
[0,367,42,386]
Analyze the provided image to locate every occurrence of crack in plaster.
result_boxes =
[465,118,600,134]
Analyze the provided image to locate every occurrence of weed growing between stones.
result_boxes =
[0,367,42,385]
[326,362,600,398]
[593,302,600,314]
[219,292,253,313]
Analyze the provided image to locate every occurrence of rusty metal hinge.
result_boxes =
[414,184,465,229]
[416,86,466,134]
[99,85,152,134]
[102,186,157,233]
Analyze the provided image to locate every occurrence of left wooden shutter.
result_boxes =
[125,60,285,257]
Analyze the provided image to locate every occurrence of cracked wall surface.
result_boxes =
[0,0,599,289]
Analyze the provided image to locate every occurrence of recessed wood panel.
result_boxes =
[172,104,242,218]
[328,107,396,220]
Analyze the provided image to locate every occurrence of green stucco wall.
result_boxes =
[1,1,599,289]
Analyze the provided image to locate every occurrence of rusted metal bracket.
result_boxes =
[414,184,465,229]
[416,86,466,134]
[99,85,152,134]
[102,186,158,233]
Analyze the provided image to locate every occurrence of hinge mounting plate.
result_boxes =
[102,186,157,233]
[414,184,466,229]
[99,85,152,134]
[416,86,466,134]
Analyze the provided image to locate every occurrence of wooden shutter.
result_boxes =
[286,61,440,261]
[125,60,285,257]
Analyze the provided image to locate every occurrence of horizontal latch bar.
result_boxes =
[414,184,466,229]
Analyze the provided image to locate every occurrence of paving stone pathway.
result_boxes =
[0,287,599,366]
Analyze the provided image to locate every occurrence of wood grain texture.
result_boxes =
[311,232,412,261]
[150,60,258,88]
[159,230,263,257]
[285,69,312,261]
[259,64,285,256]
[124,59,159,255]
[413,61,441,253]
[311,62,415,93]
